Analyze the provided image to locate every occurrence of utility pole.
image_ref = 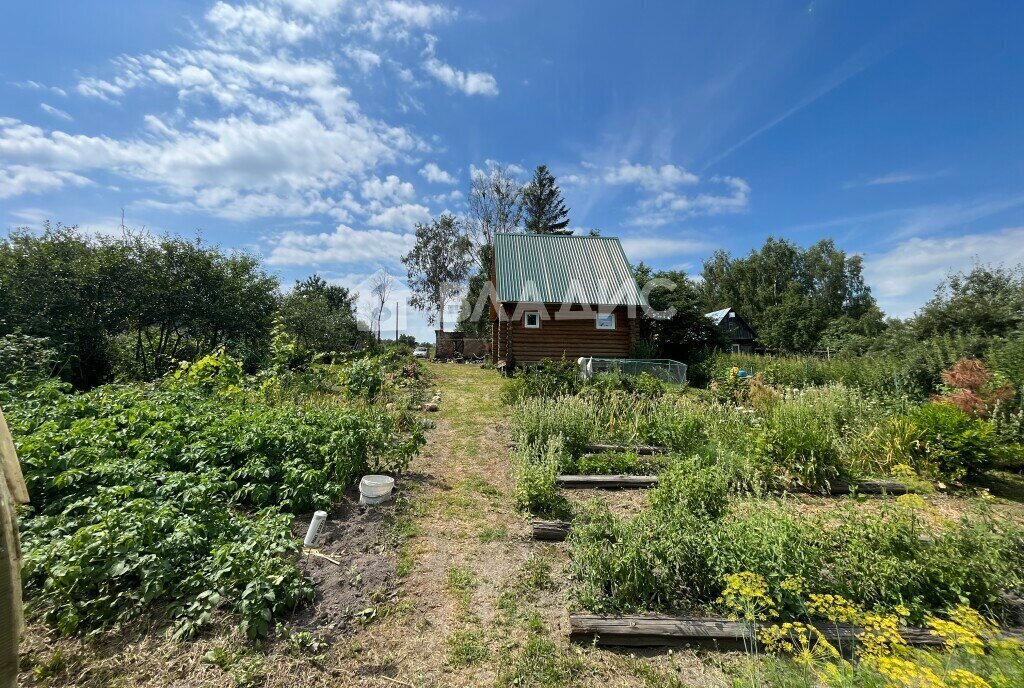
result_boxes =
[395,300,399,341]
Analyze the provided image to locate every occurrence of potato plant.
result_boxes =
[2,351,424,639]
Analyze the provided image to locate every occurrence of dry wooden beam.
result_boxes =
[784,480,912,496]
[585,443,668,455]
[556,475,659,489]
[843,480,910,495]
[531,520,571,541]
[569,614,947,650]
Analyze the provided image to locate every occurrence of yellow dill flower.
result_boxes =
[929,617,986,656]
[718,572,778,621]
[946,669,991,688]
[858,611,908,660]
[949,606,998,641]
[872,656,945,688]
[780,575,805,595]
[807,593,862,625]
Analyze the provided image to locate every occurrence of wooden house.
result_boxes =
[705,307,757,353]
[490,233,648,365]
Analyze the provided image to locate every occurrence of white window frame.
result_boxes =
[731,344,741,354]
[595,312,616,330]
[524,311,541,329]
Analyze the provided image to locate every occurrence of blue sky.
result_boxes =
[2,0,1023,340]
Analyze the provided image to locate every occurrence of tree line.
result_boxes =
[0,223,376,387]
[401,162,1022,382]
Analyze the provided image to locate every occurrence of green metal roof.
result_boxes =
[494,233,648,306]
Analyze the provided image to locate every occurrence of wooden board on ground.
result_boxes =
[783,480,911,496]
[556,475,659,489]
[585,443,668,455]
[531,520,571,541]
[569,614,947,651]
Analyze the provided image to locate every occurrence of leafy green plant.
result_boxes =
[570,493,1024,624]
[754,393,843,490]
[513,439,570,517]
[574,451,666,475]
[500,358,585,404]
[6,350,423,639]
[908,403,997,481]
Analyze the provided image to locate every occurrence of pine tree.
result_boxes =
[522,165,571,234]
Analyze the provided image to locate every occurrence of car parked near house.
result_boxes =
[413,346,429,359]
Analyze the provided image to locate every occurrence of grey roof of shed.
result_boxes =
[494,232,648,306]
[705,307,732,325]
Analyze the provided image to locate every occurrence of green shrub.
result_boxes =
[512,439,570,517]
[339,356,386,400]
[510,396,596,457]
[843,413,923,478]
[754,393,843,489]
[908,403,998,480]
[500,359,585,405]
[574,451,667,475]
[570,496,1024,623]
[649,460,728,521]
[622,372,665,398]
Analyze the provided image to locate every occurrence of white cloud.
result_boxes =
[619,236,712,260]
[632,175,750,226]
[206,1,315,45]
[345,47,383,72]
[0,0,484,233]
[844,170,946,189]
[267,224,416,265]
[0,165,90,199]
[422,38,498,97]
[367,202,431,230]
[865,227,1024,317]
[603,161,698,190]
[14,81,67,97]
[361,175,417,204]
[419,162,456,184]
[470,159,525,179]
[40,103,73,122]
[432,189,462,203]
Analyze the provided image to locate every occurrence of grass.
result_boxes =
[478,523,509,543]
[447,628,490,667]
[445,565,477,610]
[496,621,589,688]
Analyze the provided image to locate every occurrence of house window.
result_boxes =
[731,344,741,354]
[596,313,616,330]
[524,311,541,329]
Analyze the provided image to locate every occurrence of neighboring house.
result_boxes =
[490,232,648,365]
[705,307,757,353]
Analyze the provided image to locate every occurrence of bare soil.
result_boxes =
[288,491,399,635]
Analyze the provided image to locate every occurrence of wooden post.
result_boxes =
[1,407,28,688]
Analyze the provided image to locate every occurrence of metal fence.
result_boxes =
[579,357,688,385]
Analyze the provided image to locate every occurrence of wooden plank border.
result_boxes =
[556,475,659,489]
[569,614,948,650]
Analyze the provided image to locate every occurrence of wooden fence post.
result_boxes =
[0,407,28,688]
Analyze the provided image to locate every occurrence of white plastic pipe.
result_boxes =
[303,510,327,547]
